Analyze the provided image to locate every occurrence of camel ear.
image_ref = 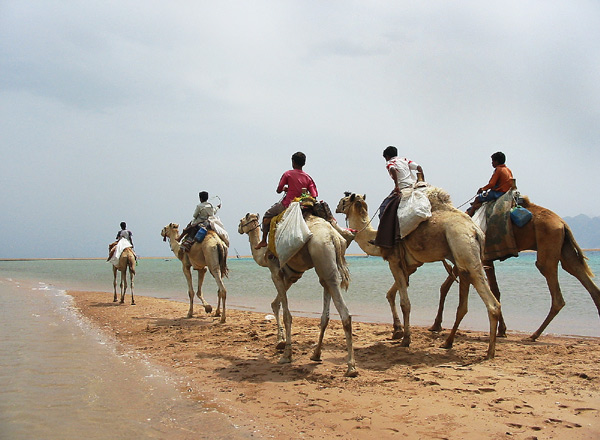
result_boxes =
[363,194,366,201]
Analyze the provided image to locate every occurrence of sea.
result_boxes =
[1,252,599,439]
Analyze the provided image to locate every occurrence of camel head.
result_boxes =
[336,193,368,217]
[161,223,180,242]
[238,213,260,235]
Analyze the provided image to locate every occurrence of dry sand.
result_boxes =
[69,290,600,439]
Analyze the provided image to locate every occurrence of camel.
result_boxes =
[238,212,357,377]
[430,196,600,340]
[336,191,501,359]
[112,247,136,305]
[161,223,228,322]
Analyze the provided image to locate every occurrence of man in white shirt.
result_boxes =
[374,146,425,247]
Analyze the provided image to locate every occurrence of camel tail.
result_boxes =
[218,241,229,278]
[334,236,351,291]
[129,254,136,275]
[562,223,594,278]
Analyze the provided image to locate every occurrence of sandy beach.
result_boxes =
[69,290,600,439]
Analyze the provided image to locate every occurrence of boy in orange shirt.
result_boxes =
[467,152,514,216]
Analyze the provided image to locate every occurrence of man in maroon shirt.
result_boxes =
[255,152,318,249]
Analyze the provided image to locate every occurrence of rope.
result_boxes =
[345,206,381,234]
[456,195,476,209]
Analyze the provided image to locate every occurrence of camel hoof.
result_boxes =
[440,341,453,350]
[345,367,359,378]
[428,325,442,333]
[186,313,193,319]
[219,316,226,324]
[204,305,213,314]
[278,356,292,364]
[391,330,404,340]
[401,338,411,347]
[310,354,322,362]
[275,341,286,350]
[131,302,135,306]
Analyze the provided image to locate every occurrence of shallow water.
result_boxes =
[0,278,254,440]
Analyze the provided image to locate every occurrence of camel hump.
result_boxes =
[425,186,453,210]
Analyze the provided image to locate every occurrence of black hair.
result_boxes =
[199,191,209,202]
[491,151,506,164]
[383,146,397,159]
[120,222,126,229]
[291,152,306,167]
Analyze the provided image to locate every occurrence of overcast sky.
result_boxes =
[1,1,599,258]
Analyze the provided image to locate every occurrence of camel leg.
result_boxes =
[528,259,564,341]
[271,296,286,350]
[207,265,227,323]
[560,249,600,320]
[182,263,196,318]
[329,286,357,377]
[441,275,470,350]
[278,290,293,364]
[270,270,292,350]
[129,266,135,305]
[119,270,126,304]
[386,284,404,339]
[112,266,118,302]
[469,269,501,359]
[430,274,455,332]
[194,268,213,314]
[484,263,507,337]
[311,286,332,363]
[388,261,411,347]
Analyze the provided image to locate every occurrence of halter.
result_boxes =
[241,217,260,232]
[341,196,380,234]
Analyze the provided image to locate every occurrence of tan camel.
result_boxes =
[336,191,501,359]
[161,223,229,322]
[238,212,357,377]
[430,196,600,340]
[112,247,136,305]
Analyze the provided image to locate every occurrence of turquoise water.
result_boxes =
[1,252,599,438]
[1,252,599,337]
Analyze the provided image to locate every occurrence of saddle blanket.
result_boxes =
[108,237,132,267]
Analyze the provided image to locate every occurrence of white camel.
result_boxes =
[161,223,228,322]
[112,247,136,305]
[238,212,357,377]
[336,191,501,359]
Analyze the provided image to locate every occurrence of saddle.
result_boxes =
[480,190,520,261]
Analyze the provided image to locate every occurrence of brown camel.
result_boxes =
[112,247,136,305]
[430,196,600,340]
[161,223,228,322]
[336,190,501,359]
[238,212,357,377]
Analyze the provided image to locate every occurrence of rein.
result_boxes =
[341,198,380,234]
[242,218,260,232]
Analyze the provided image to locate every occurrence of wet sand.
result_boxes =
[69,290,600,439]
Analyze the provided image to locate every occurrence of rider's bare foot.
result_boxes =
[255,241,267,249]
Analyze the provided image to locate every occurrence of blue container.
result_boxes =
[194,227,208,242]
[510,206,532,227]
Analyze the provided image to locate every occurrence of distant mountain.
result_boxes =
[562,215,600,249]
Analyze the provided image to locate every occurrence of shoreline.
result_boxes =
[68,290,600,439]
[2,250,600,261]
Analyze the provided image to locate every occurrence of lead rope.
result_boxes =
[456,195,476,209]
[345,206,381,234]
